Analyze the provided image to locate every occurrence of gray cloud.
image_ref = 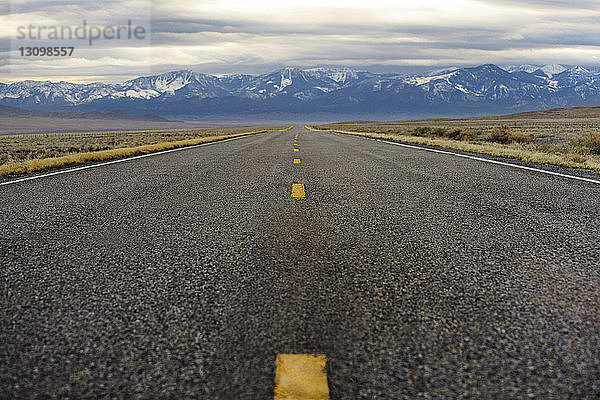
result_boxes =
[1,0,600,82]
[478,0,600,9]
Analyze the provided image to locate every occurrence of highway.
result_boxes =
[1,126,599,398]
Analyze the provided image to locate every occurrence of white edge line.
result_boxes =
[0,132,267,187]
[313,128,600,185]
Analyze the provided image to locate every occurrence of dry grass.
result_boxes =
[570,132,600,155]
[306,125,600,173]
[309,110,600,173]
[0,126,292,179]
[326,108,600,142]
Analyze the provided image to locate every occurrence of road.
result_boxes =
[1,126,599,398]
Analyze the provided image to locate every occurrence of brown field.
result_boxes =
[0,116,202,136]
[0,126,290,179]
[312,107,600,173]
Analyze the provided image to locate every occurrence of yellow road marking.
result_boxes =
[274,354,329,400]
[293,159,301,164]
[291,184,306,199]
[294,149,299,152]
[294,143,298,146]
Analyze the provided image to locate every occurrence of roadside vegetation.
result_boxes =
[0,126,292,179]
[309,113,600,173]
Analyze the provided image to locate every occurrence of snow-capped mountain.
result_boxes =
[541,64,568,77]
[237,67,329,100]
[120,70,228,99]
[233,67,375,100]
[2,64,600,118]
[505,64,568,77]
[505,64,542,74]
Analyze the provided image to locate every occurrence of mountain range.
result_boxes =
[2,64,600,120]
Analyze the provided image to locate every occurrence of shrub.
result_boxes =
[409,126,481,141]
[431,127,448,136]
[486,125,532,144]
[446,128,478,141]
[570,132,600,155]
[413,127,432,136]
[412,126,449,137]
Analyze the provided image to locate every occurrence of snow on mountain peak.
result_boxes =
[541,64,567,77]
[505,64,541,74]
[568,66,590,74]
[279,69,295,91]
[301,67,364,85]
[405,70,459,86]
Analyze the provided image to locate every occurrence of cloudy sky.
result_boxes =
[1,0,600,82]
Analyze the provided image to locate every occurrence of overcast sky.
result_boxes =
[1,0,600,82]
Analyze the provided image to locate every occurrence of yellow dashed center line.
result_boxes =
[274,354,329,400]
[291,184,306,199]
[293,159,301,164]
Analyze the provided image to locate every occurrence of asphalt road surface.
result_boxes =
[1,126,599,399]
